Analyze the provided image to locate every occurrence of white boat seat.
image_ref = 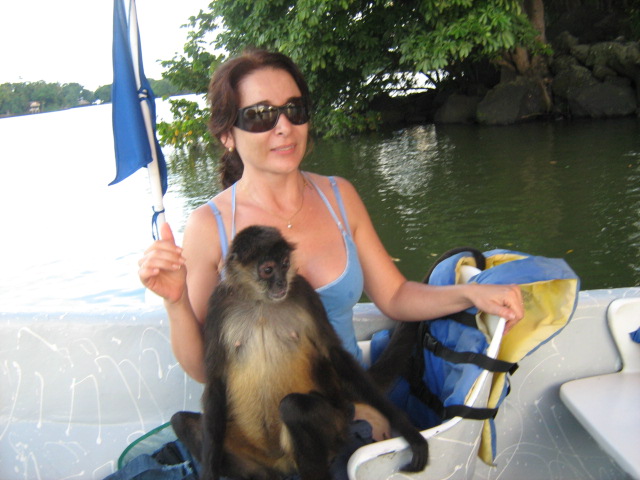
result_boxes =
[560,297,640,479]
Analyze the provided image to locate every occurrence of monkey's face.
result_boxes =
[257,254,291,301]
[226,226,297,302]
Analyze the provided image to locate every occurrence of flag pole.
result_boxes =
[128,0,166,234]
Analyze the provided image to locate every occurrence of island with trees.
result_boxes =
[0,78,187,118]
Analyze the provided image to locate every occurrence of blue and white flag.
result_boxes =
[111,0,167,238]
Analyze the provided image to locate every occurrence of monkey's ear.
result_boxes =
[230,231,259,264]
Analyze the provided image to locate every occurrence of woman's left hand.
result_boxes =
[467,283,524,333]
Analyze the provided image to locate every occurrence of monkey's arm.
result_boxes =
[201,300,231,480]
[329,346,428,472]
[201,377,228,480]
[290,274,428,469]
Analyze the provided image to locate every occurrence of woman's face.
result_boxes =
[223,67,309,177]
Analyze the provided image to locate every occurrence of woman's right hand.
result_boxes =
[138,222,186,303]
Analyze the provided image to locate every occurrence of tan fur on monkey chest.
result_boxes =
[221,304,322,465]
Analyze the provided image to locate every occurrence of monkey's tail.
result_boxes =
[368,321,420,391]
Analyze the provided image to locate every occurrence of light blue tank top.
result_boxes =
[207,175,364,362]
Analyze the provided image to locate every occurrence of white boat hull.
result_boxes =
[1,288,638,480]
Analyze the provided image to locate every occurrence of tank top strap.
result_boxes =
[306,173,352,237]
[211,176,350,271]
[206,200,229,259]
[230,182,238,239]
[327,176,353,237]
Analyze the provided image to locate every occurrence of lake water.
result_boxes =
[1,102,639,309]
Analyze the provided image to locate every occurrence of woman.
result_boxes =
[138,49,524,442]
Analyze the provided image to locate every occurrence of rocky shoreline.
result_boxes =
[377,33,640,127]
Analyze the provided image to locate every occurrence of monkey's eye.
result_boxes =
[282,257,290,271]
[259,261,276,279]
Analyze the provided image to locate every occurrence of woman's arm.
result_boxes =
[138,205,224,384]
[337,178,524,329]
[181,206,223,324]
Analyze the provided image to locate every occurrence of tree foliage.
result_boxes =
[156,97,212,149]
[92,78,190,104]
[160,12,224,94]
[155,10,224,150]
[160,0,545,139]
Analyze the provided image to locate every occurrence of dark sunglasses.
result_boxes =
[235,100,309,133]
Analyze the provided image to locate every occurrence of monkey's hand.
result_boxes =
[138,222,187,303]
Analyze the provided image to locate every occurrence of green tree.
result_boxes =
[60,83,95,106]
[149,78,185,97]
[160,17,223,95]
[95,84,112,104]
[0,83,28,116]
[93,78,189,105]
[154,12,224,151]
[26,81,61,111]
[161,0,545,140]
[0,81,99,116]
[156,97,212,149]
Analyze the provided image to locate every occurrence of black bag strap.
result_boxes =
[405,342,501,421]
[421,247,518,375]
[422,329,518,374]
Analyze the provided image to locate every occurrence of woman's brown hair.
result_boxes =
[208,49,311,188]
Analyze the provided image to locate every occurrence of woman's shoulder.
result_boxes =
[182,202,225,278]
[184,206,218,246]
[305,172,359,197]
[189,187,232,219]
[305,171,367,231]
[185,188,233,244]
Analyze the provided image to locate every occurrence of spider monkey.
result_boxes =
[171,225,428,480]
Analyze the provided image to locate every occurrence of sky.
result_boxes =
[0,0,213,91]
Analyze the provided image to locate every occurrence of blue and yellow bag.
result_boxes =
[370,248,580,464]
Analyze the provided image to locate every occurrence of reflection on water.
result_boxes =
[169,145,224,214]
[0,105,638,309]
[304,120,640,290]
